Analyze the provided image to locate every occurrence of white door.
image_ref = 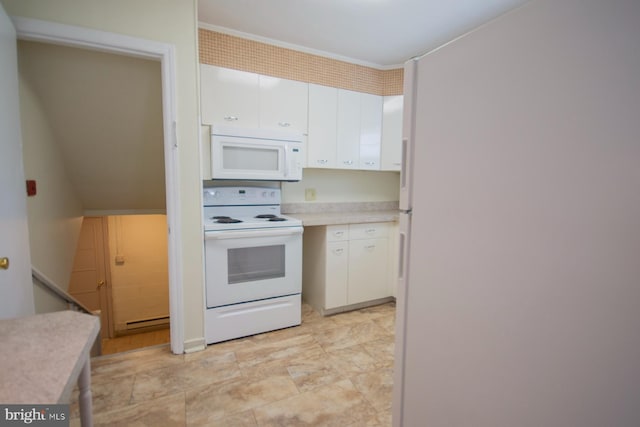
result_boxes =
[0,4,35,318]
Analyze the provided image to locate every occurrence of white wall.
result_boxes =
[282,169,400,203]
[107,215,169,332]
[2,0,204,347]
[18,75,84,313]
[400,0,640,426]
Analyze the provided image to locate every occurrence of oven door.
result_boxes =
[204,227,303,308]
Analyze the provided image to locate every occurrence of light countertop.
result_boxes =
[0,310,100,404]
[282,201,399,227]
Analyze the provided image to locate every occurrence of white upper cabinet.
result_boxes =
[334,89,382,170]
[381,95,403,171]
[200,64,259,127]
[359,93,383,170]
[308,84,338,168]
[336,89,362,169]
[259,76,308,133]
[200,65,308,134]
[201,64,391,172]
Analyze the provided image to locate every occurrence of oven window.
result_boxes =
[228,245,285,284]
[222,145,279,172]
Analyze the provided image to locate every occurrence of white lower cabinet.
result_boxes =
[303,222,395,315]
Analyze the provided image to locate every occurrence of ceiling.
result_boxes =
[198,0,530,68]
[18,41,166,214]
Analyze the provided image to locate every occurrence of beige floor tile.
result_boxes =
[286,353,346,393]
[199,410,258,427]
[362,338,396,366]
[253,379,378,426]
[131,350,241,403]
[373,312,396,336]
[91,345,184,380]
[351,367,394,411]
[235,333,324,369]
[70,392,185,427]
[70,373,135,418]
[185,374,299,424]
[314,320,393,352]
[326,344,384,377]
[77,301,396,425]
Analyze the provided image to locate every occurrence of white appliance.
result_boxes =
[394,1,640,426]
[211,126,303,181]
[203,186,302,344]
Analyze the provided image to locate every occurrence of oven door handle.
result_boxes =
[205,227,303,240]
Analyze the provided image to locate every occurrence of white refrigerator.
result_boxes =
[393,0,640,426]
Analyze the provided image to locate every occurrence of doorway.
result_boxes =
[13,18,184,354]
[69,216,171,354]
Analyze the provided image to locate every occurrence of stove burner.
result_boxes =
[268,217,287,222]
[215,217,242,224]
[255,214,277,219]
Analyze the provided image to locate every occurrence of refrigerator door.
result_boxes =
[399,58,417,212]
[392,210,411,427]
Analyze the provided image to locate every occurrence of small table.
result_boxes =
[0,310,100,426]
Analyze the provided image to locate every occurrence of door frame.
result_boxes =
[12,17,185,354]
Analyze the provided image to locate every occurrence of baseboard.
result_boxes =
[183,337,207,354]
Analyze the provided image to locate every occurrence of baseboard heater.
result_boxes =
[120,315,170,332]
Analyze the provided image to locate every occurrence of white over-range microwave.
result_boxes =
[211,126,304,181]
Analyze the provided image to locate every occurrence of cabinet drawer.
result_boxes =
[326,225,349,242]
[349,222,389,239]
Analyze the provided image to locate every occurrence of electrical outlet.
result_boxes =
[305,188,317,201]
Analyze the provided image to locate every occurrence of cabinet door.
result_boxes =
[200,64,259,127]
[325,241,349,309]
[308,84,338,168]
[259,76,308,133]
[348,238,389,304]
[359,93,383,170]
[336,89,361,169]
[381,95,403,171]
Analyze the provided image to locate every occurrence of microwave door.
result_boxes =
[212,138,285,180]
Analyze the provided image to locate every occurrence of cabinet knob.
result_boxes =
[224,116,239,121]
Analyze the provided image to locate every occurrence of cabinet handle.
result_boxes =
[365,161,376,166]
[332,248,344,255]
[278,122,291,127]
[316,159,328,164]
[224,116,239,121]
[343,160,354,165]
[365,228,377,234]
[334,231,344,237]
[365,245,376,250]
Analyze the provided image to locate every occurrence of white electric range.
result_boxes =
[203,186,302,344]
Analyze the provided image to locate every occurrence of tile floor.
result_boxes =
[101,327,171,355]
[70,302,396,426]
